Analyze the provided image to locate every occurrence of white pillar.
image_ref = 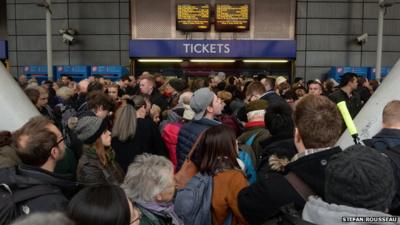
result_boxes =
[336,58,400,149]
[376,0,385,81]
[0,63,39,131]
[46,0,53,81]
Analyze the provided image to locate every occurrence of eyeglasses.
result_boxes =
[48,137,65,152]
[130,208,142,224]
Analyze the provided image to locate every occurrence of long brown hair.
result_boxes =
[190,125,240,175]
[92,136,108,166]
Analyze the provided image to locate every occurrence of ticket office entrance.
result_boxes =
[129,39,296,80]
[133,59,293,80]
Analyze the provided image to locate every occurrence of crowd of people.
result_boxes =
[1,71,399,225]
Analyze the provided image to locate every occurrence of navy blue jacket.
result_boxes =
[260,91,287,106]
[176,118,220,170]
[364,128,400,150]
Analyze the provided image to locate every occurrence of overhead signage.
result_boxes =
[129,40,296,59]
[215,4,250,32]
[176,4,210,32]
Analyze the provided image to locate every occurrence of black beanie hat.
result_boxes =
[168,79,186,92]
[325,144,396,211]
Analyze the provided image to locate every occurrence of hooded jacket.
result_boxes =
[303,197,398,225]
[0,165,77,213]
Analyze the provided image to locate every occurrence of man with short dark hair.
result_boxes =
[139,74,168,111]
[308,81,323,96]
[329,72,362,118]
[0,116,77,217]
[238,95,343,225]
[79,91,115,118]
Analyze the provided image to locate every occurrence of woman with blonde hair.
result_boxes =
[111,95,168,172]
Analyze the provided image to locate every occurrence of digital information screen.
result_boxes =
[176,4,210,32]
[215,4,250,32]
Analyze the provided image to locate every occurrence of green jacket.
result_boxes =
[139,206,172,225]
[0,145,21,169]
[77,145,124,186]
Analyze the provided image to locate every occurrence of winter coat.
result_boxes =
[0,165,77,213]
[151,90,168,112]
[162,122,184,171]
[54,146,78,179]
[176,118,220,169]
[138,206,172,225]
[76,145,124,186]
[238,147,342,225]
[217,115,242,137]
[303,197,398,225]
[329,89,362,118]
[0,145,21,169]
[212,170,249,225]
[260,91,287,106]
[112,118,168,172]
[159,108,184,134]
[364,128,400,151]
[257,135,297,176]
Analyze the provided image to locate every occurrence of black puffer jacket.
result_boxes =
[238,147,342,225]
[0,165,78,213]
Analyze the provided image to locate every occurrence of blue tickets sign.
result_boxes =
[129,40,296,59]
[0,40,8,59]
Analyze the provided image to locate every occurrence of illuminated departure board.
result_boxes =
[215,4,250,32]
[176,4,210,32]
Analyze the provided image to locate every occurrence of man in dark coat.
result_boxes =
[363,100,400,215]
[364,100,400,150]
[257,101,296,176]
[238,95,343,225]
[0,116,77,217]
[139,74,168,112]
[329,72,362,118]
[260,77,287,106]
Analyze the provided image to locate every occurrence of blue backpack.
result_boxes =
[174,172,213,225]
[238,132,259,184]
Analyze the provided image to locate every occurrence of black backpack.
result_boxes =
[0,183,58,225]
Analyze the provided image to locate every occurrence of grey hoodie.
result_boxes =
[302,197,399,225]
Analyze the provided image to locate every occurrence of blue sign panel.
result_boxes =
[129,40,296,58]
[368,67,391,80]
[0,40,8,59]
[24,65,56,83]
[328,67,369,82]
[91,65,128,81]
[56,65,90,81]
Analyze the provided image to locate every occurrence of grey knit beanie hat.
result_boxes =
[74,116,108,144]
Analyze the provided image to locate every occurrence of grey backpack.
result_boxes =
[174,172,213,225]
